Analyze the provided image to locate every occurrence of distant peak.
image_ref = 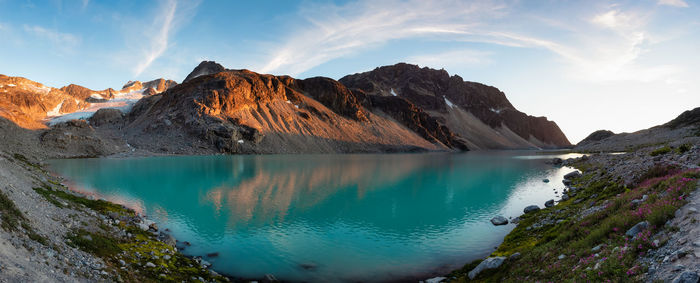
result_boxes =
[183,61,226,83]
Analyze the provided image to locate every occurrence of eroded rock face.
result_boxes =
[297,77,368,122]
[362,94,468,150]
[340,63,572,149]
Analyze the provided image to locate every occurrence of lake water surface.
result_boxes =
[48,151,581,282]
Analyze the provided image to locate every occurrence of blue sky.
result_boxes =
[1,0,698,143]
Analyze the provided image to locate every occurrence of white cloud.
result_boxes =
[23,25,81,48]
[658,0,689,7]
[260,1,680,85]
[133,0,178,76]
[259,0,508,75]
[405,50,492,69]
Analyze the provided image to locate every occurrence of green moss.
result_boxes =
[12,153,45,172]
[67,229,122,257]
[33,186,65,208]
[0,189,26,232]
[36,183,134,216]
[676,143,692,154]
[1,189,49,245]
[650,146,672,156]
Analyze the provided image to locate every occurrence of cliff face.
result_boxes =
[124,67,445,154]
[340,63,572,149]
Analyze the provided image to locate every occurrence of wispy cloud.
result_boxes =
[261,1,680,84]
[132,0,178,76]
[23,25,81,50]
[658,0,689,7]
[259,0,508,75]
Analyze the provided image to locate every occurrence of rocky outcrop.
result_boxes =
[89,109,124,127]
[340,63,571,149]
[577,130,615,147]
[182,61,226,83]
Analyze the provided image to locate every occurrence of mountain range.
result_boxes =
[0,62,572,157]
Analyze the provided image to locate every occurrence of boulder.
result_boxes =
[468,257,506,279]
[564,171,582,179]
[490,216,508,226]
[545,199,555,208]
[625,221,649,238]
[562,179,572,186]
[561,193,569,201]
[509,252,521,260]
[672,271,699,283]
[524,205,540,214]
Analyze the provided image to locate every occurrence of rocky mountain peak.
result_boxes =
[183,61,226,83]
[340,63,571,149]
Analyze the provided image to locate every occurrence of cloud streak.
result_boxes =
[658,0,689,7]
[260,1,682,85]
[259,0,508,75]
[133,0,178,76]
[23,25,81,47]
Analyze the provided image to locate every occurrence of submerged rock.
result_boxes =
[523,205,540,214]
[490,216,509,226]
[468,257,506,279]
[543,178,550,183]
[425,276,446,283]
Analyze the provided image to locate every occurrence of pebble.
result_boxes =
[145,262,156,268]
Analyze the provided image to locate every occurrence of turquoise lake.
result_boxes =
[48,151,581,282]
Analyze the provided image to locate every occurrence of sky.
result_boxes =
[0,0,698,143]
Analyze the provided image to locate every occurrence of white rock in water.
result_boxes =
[425,276,446,283]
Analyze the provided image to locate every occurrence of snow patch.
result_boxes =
[294,105,299,109]
[490,108,502,114]
[90,93,104,99]
[237,140,244,144]
[444,96,455,108]
[47,101,63,117]
[286,100,291,104]
[7,84,16,87]
[390,88,398,96]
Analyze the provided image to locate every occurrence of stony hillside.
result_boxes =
[574,107,700,152]
[340,63,571,149]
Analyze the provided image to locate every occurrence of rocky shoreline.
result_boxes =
[442,140,700,282]
[0,151,230,282]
